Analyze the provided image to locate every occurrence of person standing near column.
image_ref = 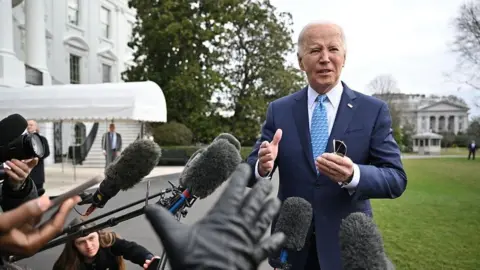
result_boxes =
[26,120,50,196]
[101,123,122,168]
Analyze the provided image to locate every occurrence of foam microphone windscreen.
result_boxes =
[0,114,28,146]
[339,212,395,270]
[214,133,241,151]
[105,139,162,191]
[273,197,313,250]
[179,135,242,199]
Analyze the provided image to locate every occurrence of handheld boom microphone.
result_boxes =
[82,139,161,216]
[270,197,313,270]
[166,133,242,214]
[339,212,395,270]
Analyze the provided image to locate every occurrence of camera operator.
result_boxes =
[25,120,50,196]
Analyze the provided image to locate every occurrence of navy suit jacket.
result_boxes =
[246,82,407,270]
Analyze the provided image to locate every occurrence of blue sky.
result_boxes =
[271,0,480,118]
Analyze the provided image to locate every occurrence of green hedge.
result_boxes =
[162,145,253,160]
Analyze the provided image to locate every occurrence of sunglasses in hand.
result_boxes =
[333,139,347,157]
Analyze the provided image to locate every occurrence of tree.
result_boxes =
[214,0,305,144]
[123,0,228,139]
[467,117,480,136]
[450,1,480,107]
[367,74,403,145]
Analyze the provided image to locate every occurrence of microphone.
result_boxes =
[166,133,242,214]
[0,114,28,146]
[82,139,162,216]
[339,212,395,270]
[213,132,241,151]
[270,197,313,270]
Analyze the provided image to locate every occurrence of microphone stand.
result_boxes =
[8,182,197,264]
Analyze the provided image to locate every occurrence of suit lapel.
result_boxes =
[326,82,358,153]
[293,87,317,174]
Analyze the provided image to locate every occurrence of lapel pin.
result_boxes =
[347,103,353,108]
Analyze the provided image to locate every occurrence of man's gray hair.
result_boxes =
[297,20,347,55]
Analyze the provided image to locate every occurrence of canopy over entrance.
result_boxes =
[0,81,167,122]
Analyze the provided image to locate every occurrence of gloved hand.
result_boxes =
[144,163,285,270]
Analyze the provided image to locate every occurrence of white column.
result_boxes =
[0,0,26,87]
[434,116,439,132]
[454,116,458,135]
[25,0,51,85]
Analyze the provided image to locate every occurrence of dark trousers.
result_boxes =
[468,150,475,160]
[105,149,117,168]
[304,233,321,269]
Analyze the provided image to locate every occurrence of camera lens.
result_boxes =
[29,133,45,158]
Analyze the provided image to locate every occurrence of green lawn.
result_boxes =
[372,158,480,270]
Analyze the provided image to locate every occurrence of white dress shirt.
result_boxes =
[254,81,361,194]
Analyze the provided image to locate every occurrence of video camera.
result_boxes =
[0,114,46,164]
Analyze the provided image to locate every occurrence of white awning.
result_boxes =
[0,81,167,122]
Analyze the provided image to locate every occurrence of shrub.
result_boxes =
[153,122,193,146]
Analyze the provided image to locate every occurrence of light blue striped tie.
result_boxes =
[311,95,329,170]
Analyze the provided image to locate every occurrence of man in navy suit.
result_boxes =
[246,21,407,270]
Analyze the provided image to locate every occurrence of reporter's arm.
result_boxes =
[0,195,80,256]
[110,238,155,266]
[1,176,37,212]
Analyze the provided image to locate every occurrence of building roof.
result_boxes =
[412,132,443,139]
[417,100,470,112]
[0,81,167,122]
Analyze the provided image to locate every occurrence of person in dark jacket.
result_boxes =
[468,140,476,160]
[52,218,159,270]
[26,120,50,196]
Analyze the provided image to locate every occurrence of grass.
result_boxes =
[372,158,480,270]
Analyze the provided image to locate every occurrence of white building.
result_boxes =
[373,93,470,135]
[0,0,165,167]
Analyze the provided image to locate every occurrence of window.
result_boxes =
[102,64,111,82]
[70,54,81,84]
[127,21,134,41]
[100,7,111,38]
[68,0,79,25]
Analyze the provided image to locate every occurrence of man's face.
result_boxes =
[297,24,346,93]
[27,120,37,133]
[109,125,115,132]
[74,232,100,259]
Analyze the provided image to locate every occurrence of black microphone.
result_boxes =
[339,212,395,270]
[0,114,28,146]
[166,133,242,214]
[269,197,313,270]
[82,139,162,216]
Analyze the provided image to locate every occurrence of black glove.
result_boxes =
[144,163,285,270]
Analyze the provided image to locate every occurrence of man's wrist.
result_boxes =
[340,164,360,190]
[7,178,27,191]
[254,160,271,180]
